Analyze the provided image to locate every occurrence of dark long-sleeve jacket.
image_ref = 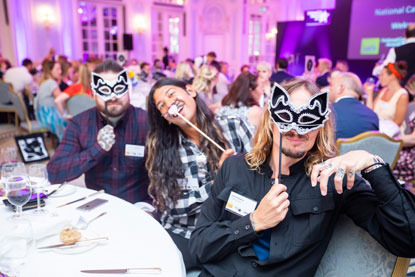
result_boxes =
[189,154,415,276]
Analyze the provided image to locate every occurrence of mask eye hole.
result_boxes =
[98,86,111,95]
[114,85,126,93]
[298,113,319,124]
[274,110,292,123]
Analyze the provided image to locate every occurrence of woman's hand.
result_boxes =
[310,150,378,196]
[218,149,235,168]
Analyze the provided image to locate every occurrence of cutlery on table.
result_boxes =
[37,237,108,249]
[80,268,162,274]
[75,212,107,230]
[56,189,104,208]
[47,182,66,197]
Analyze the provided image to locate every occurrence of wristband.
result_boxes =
[250,212,256,232]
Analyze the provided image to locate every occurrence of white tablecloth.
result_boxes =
[0,186,185,277]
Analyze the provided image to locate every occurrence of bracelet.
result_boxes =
[250,212,256,232]
[362,155,385,174]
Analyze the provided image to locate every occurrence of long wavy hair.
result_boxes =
[222,73,259,108]
[245,78,337,175]
[146,78,229,212]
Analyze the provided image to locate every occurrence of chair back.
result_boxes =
[315,215,409,277]
[337,131,403,169]
[67,93,95,116]
[0,81,13,105]
[404,102,415,134]
[7,85,29,123]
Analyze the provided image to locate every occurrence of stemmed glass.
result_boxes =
[28,164,49,214]
[0,147,18,197]
[2,162,32,218]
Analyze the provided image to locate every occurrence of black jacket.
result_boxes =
[190,154,415,276]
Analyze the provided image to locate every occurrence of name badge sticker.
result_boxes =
[125,144,145,157]
[225,191,257,217]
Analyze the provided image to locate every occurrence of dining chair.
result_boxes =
[67,93,96,117]
[315,215,410,277]
[0,81,18,125]
[336,131,403,169]
[7,85,47,134]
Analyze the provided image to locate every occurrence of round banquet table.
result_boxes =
[0,185,185,277]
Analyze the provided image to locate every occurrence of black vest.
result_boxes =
[395,42,415,86]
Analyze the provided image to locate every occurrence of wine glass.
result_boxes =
[3,162,32,218]
[0,147,18,197]
[28,164,49,214]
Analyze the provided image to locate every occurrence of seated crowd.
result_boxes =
[1,30,415,274]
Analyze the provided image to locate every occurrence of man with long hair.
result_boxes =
[190,78,415,276]
[47,59,150,204]
[146,78,253,270]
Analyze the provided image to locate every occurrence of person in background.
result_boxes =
[220,61,232,82]
[256,61,272,106]
[270,58,294,85]
[330,72,379,140]
[138,62,151,83]
[47,59,150,204]
[146,78,253,270]
[315,58,332,88]
[334,60,349,72]
[36,60,67,140]
[58,55,72,91]
[192,65,219,106]
[152,59,167,81]
[240,64,250,74]
[216,73,263,131]
[4,58,35,119]
[373,24,415,86]
[175,62,194,84]
[162,47,170,69]
[55,64,92,119]
[365,61,409,129]
[0,58,12,80]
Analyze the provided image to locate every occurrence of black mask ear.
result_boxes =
[92,73,104,88]
[308,90,329,116]
[117,70,128,83]
[270,82,290,107]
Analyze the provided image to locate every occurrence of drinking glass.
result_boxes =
[3,162,32,218]
[0,147,18,197]
[28,164,49,214]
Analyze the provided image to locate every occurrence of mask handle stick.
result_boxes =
[278,133,282,184]
[168,105,225,152]
[105,102,113,127]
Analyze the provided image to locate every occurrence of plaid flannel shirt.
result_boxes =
[47,106,151,204]
[161,114,253,238]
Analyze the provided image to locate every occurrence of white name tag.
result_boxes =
[125,144,145,157]
[225,191,257,217]
[177,178,199,190]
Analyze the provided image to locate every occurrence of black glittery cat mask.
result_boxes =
[91,69,129,102]
[268,82,330,135]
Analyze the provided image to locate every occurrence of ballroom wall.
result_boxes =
[0,0,334,73]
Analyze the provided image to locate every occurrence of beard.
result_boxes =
[104,100,129,118]
[281,131,309,159]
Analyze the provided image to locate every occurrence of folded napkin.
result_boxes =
[0,219,33,259]
[30,214,72,241]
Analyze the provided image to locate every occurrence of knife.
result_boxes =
[37,237,108,249]
[56,189,104,208]
[80,268,162,274]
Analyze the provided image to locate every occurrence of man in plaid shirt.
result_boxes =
[47,60,150,204]
[146,78,255,270]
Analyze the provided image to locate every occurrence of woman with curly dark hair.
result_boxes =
[146,78,253,270]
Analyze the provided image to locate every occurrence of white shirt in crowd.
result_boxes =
[3,66,33,94]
